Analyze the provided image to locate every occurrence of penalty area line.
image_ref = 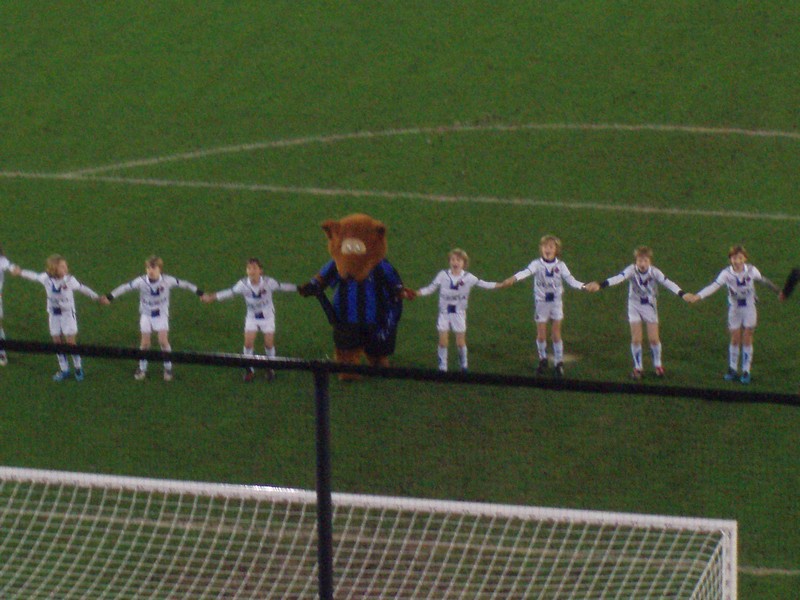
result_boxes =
[0,170,798,223]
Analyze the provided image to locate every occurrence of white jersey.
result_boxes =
[514,258,584,304]
[0,255,15,294]
[697,264,767,306]
[215,276,297,319]
[20,270,100,315]
[605,265,682,308]
[418,270,496,313]
[109,274,198,318]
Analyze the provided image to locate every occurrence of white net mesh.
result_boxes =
[0,467,736,599]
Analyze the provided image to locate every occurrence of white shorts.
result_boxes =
[728,302,757,330]
[534,300,563,323]
[437,311,467,333]
[140,312,170,334]
[245,314,276,334]
[49,311,78,337]
[627,300,659,324]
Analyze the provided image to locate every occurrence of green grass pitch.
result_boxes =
[1,2,799,597]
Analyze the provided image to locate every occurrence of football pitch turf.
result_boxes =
[1,3,799,597]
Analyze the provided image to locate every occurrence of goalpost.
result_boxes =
[0,466,736,599]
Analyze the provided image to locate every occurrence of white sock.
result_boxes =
[57,354,69,372]
[458,346,468,370]
[437,346,448,371]
[265,346,276,359]
[553,341,564,364]
[536,340,548,360]
[631,344,643,370]
[162,344,172,371]
[729,345,740,371]
[741,345,753,373]
[72,355,82,370]
[243,347,255,372]
[650,343,662,368]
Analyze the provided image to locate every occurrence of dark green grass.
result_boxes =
[1,2,799,597]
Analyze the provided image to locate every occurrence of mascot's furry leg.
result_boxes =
[335,347,364,382]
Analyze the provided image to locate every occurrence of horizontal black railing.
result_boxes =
[1,338,798,406]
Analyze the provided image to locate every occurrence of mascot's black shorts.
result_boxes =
[333,324,397,358]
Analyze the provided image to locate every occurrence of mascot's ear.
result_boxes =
[321,220,340,240]
[375,224,386,240]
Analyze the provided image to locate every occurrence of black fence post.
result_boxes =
[313,368,334,600]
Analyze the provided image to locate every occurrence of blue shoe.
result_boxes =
[723,368,738,381]
[740,372,751,384]
[74,368,85,382]
[53,370,71,382]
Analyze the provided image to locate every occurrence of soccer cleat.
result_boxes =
[631,368,643,381]
[53,370,71,382]
[536,358,549,375]
[723,368,738,381]
[134,369,147,381]
[554,362,565,378]
[243,369,256,383]
[460,367,468,374]
[654,366,665,378]
[74,368,85,382]
[163,369,174,382]
[740,372,751,384]
[266,369,276,382]
[0,354,7,367]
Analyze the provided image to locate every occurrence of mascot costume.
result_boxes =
[299,213,415,377]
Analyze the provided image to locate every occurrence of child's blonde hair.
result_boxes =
[634,246,653,260]
[728,245,748,260]
[448,248,469,269]
[46,254,65,276]
[539,235,562,257]
[146,255,164,270]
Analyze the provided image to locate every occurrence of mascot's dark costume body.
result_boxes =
[299,214,415,377]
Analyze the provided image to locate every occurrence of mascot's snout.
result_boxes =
[341,238,366,255]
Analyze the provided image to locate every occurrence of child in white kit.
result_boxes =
[587,246,694,379]
[689,245,779,384]
[499,235,591,377]
[202,258,297,382]
[107,255,204,381]
[0,245,19,366]
[416,248,499,373]
[14,254,109,381]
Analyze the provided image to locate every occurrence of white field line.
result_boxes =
[738,565,800,577]
[0,170,798,223]
[61,121,800,177]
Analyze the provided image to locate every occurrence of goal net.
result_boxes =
[0,466,736,599]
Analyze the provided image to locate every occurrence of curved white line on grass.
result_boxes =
[63,122,800,177]
[2,170,797,222]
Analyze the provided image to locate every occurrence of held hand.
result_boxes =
[297,281,319,297]
[399,287,417,301]
[200,293,215,303]
[584,282,600,293]
[98,295,111,306]
[684,293,700,304]
[10,266,21,276]
[779,292,786,302]
[497,277,516,289]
